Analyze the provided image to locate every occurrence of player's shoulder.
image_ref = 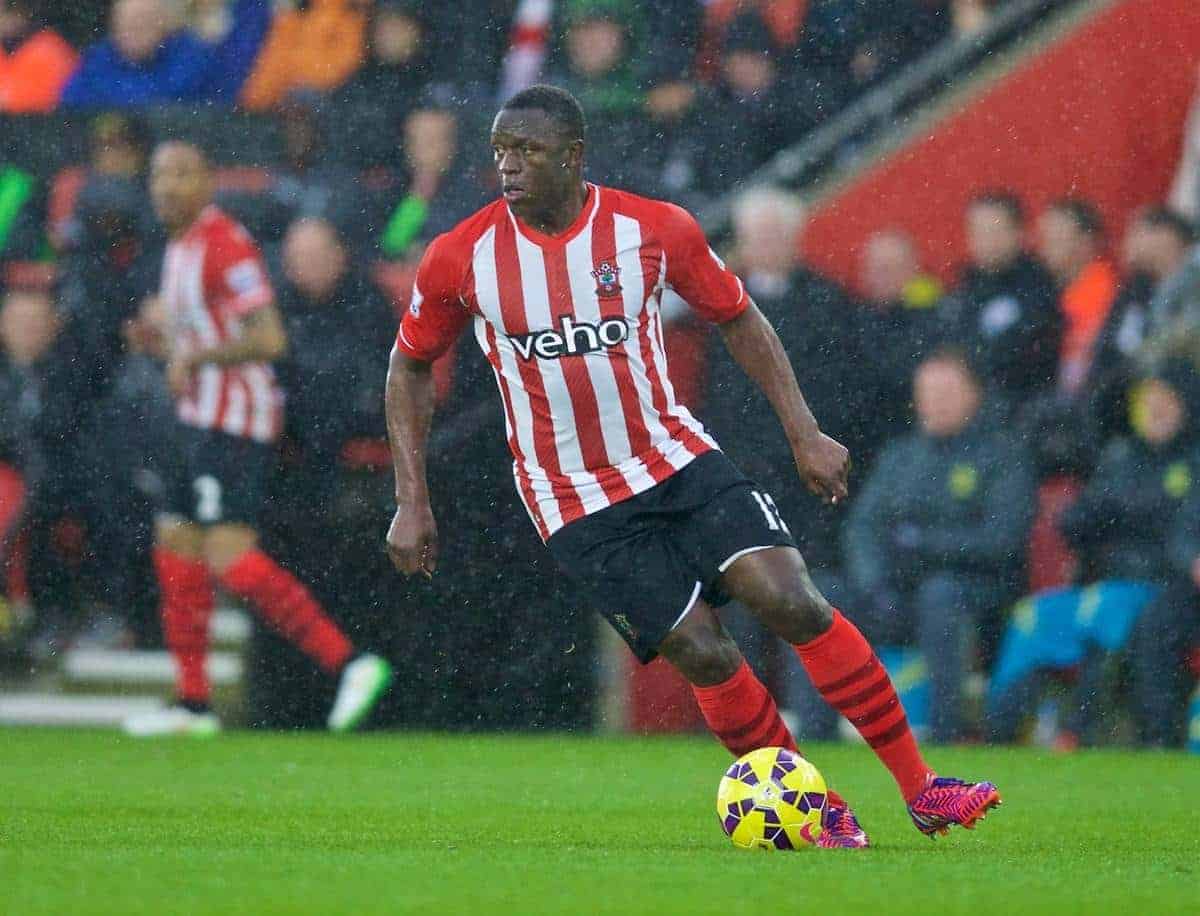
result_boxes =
[195,206,258,251]
[602,185,701,235]
[600,184,700,247]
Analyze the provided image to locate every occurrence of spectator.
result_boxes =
[1086,206,1196,439]
[552,0,642,120]
[240,0,367,111]
[276,216,395,471]
[941,190,1060,410]
[0,277,154,653]
[987,362,1200,747]
[0,158,43,265]
[0,0,78,112]
[335,1,447,163]
[844,348,1036,742]
[688,12,833,198]
[372,101,491,262]
[1136,208,1200,373]
[1036,197,1120,395]
[60,0,270,108]
[856,228,943,464]
[250,100,362,239]
[803,0,946,97]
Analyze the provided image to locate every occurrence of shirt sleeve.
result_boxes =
[660,203,747,323]
[205,224,274,318]
[395,233,471,362]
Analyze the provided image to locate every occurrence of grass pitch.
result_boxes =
[1,729,1197,915]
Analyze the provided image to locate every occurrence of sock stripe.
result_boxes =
[827,671,892,711]
[813,655,878,694]
[848,695,900,729]
[723,694,774,743]
[865,714,912,750]
[759,719,793,750]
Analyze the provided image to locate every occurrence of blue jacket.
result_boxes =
[61,0,270,109]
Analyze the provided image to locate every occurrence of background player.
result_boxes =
[123,140,391,736]
[384,86,1001,846]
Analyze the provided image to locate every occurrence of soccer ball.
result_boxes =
[716,747,827,850]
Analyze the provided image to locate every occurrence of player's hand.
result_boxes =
[793,431,850,505]
[165,354,195,398]
[387,502,439,578]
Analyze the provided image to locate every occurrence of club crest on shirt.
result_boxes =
[591,260,622,299]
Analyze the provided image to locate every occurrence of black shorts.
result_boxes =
[547,450,798,663]
[161,423,275,526]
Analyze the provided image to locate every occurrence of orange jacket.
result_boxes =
[1059,258,1120,392]
[0,29,78,113]
[239,0,366,111]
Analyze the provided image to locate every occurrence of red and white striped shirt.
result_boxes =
[160,205,283,443]
[396,184,748,540]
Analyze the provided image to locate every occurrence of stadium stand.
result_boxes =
[0,0,1196,751]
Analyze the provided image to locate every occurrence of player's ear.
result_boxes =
[566,139,584,171]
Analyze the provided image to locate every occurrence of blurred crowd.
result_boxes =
[0,0,1197,745]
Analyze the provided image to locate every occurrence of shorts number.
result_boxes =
[752,490,790,534]
[193,475,223,523]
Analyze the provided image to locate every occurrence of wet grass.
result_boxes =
[1,729,1197,915]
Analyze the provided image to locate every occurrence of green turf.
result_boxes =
[1,729,1197,915]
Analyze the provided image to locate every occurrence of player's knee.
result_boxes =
[202,525,259,576]
[661,624,742,687]
[755,572,832,644]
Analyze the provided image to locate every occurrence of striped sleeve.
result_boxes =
[659,203,747,323]
[395,233,471,362]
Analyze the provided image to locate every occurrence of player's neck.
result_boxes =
[167,205,209,239]
[515,181,589,237]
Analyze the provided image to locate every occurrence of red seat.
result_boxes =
[1027,475,1082,593]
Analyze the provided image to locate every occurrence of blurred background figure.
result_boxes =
[0,0,77,112]
[987,362,1200,749]
[844,349,1036,743]
[61,0,270,108]
[941,191,1060,413]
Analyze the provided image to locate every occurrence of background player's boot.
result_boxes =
[816,800,870,849]
[328,653,393,732]
[907,775,1001,838]
[123,702,221,738]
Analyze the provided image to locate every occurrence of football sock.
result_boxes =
[154,548,214,705]
[794,610,933,803]
[219,550,353,674]
[692,659,797,757]
[692,660,847,809]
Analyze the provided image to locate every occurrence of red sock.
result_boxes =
[219,550,352,674]
[154,548,214,704]
[692,660,796,757]
[692,660,847,809]
[794,610,933,803]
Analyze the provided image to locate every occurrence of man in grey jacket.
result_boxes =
[842,348,1037,742]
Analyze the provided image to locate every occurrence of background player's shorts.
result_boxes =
[161,423,275,526]
[547,450,798,663]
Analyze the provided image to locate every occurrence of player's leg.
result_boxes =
[123,517,220,737]
[657,600,798,756]
[721,546,1001,836]
[203,522,392,731]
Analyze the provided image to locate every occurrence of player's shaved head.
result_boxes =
[499,84,586,142]
[150,140,213,236]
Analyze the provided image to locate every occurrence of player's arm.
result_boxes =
[383,234,470,577]
[660,204,848,504]
[166,305,287,397]
[385,345,438,577]
[718,302,849,504]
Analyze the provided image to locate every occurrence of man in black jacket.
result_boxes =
[941,191,1061,411]
[844,348,1037,742]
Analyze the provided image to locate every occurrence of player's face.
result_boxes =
[490,109,581,216]
[150,143,212,234]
